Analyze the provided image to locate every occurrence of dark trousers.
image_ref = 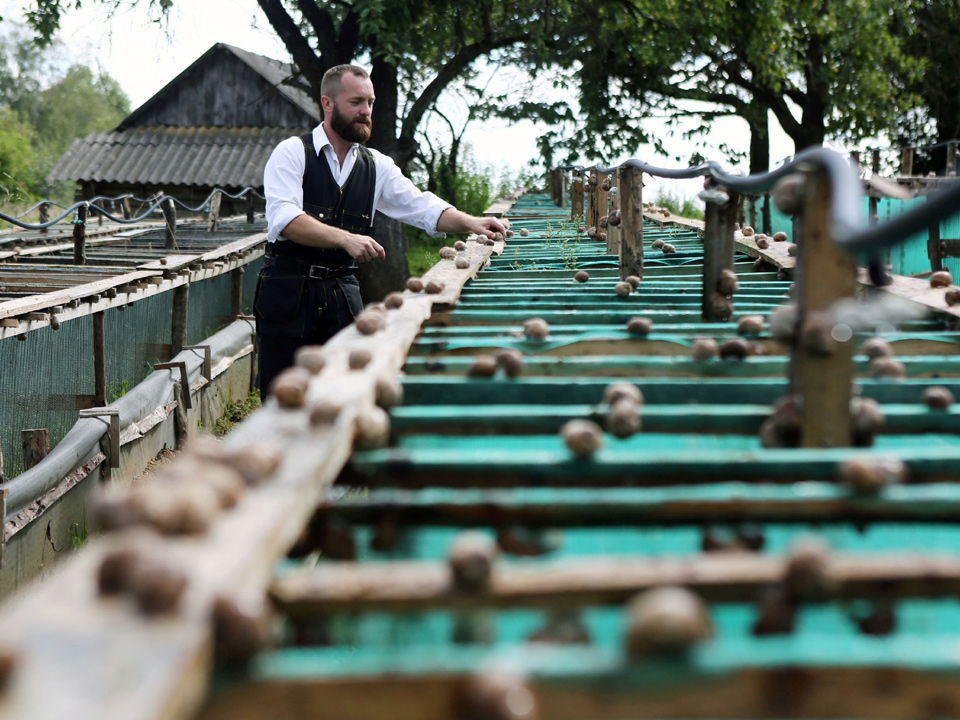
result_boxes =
[253,256,363,393]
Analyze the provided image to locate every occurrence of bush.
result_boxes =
[406,154,532,276]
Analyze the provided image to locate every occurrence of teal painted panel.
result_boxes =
[746,193,960,278]
[260,601,960,671]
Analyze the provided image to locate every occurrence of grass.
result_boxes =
[214,389,262,436]
[407,227,447,276]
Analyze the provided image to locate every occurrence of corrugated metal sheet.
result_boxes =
[46,126,304,187]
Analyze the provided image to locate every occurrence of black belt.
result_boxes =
[264,249,358,280]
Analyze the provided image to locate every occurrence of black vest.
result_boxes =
[269,133,377,267]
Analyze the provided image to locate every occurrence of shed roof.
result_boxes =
[118,43,321,130]
[47,126,301,188]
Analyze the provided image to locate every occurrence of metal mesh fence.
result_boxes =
[0,255,262,480]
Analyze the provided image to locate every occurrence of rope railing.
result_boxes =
[559,146,960,255]
[0,186,266,231]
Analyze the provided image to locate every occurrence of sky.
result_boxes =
[1,0,800,200]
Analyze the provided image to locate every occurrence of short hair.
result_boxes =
[320,65,370,99]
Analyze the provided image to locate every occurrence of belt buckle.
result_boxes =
[308,265,329,279]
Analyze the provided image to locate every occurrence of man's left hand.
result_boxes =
[469,216,506,239]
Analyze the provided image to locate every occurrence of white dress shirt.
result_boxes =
[263,124,452,243]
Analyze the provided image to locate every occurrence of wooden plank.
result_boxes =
[0,270,161,319]
[482,199,514,217]
[735,233,796,269]
[138,255,201,272]
[199,659,960,720]
[866,270,960,319]
[418,241,495,308]
[271,553,960,615]
[331,482,960,526]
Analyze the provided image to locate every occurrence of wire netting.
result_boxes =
[0,255,262,480]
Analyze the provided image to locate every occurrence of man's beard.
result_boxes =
[331,103,372,144]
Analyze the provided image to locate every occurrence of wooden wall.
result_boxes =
[121,49,315,130]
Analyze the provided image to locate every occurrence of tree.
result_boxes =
[29,65,129,195]
[0,20,129,199]
[539,0,922,173]
[0,108,35,202]
[892,0,960,174]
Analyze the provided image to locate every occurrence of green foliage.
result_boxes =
[652,187,704,221]
[108,378,128,401]
[69,519,87,550]
[0,108,35,203]
[214,390,262,437]
[0,21,129,205]
[543,217,583,270]
[406,150,532,276]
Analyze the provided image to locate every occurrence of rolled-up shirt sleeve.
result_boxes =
[263,137,307,243]
[373,155,452,237]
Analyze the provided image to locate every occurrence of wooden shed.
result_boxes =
[48,43,320,215]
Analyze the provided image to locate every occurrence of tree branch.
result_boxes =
[257,0,325,99]
[399,35,525,140]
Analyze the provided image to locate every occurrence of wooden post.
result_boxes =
[596,173,609,243]
[162,196,177,250]
[868,150,880,226]
[122,196,131,220]
[208,190,222,233]
[948,142,958,176]
[73,204,87,265]
[618,165,643,280]
[230,267,245,317]
[606,169,621,254]
[171,285,189,357]
[791,170,857,448]
[761,194,771,236]
[929,221,943,273]
[172,379,189,450]
[549,168,565,207]
[21,429,49,471]
[720,191,740,272]
[900,148,914,177]
[246,192,255,224]
[93,311,106,407]
[699,186,728,321]
[747,195,757,230]
[38,202,49,235]
[250,332,258,392]
[570,172,584,222]
[586,170,599,235]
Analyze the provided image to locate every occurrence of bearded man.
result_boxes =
[259,64,505,393]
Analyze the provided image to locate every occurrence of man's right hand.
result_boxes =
[342,233,386,263]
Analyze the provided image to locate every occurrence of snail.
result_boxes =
[561,419,603,459]
[271,367,311,408]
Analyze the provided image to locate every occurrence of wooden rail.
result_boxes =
[0,232,504,720]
